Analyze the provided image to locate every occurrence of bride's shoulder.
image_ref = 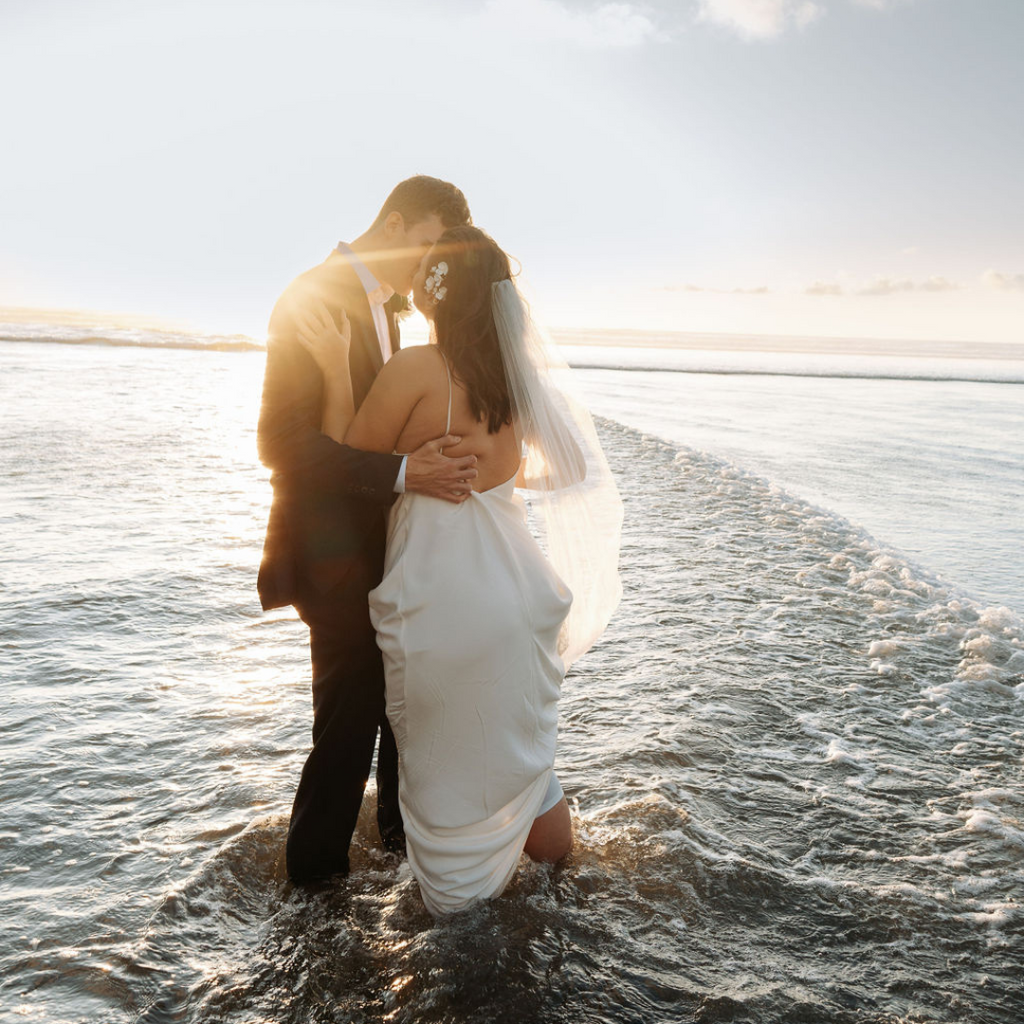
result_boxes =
[368,345,447,405]
[381,344,446,381]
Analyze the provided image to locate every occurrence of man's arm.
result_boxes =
[257,298,402,503]
[345,347,479,503]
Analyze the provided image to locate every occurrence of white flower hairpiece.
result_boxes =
[424,261,449,304]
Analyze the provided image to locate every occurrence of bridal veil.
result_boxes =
[491,279,623,667]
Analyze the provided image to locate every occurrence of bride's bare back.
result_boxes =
[347,344,521,493]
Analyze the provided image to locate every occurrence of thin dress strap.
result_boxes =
[438,349,453,435]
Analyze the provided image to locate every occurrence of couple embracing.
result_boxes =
[257,176,622,916]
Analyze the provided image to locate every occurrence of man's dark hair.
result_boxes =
[372,175,471,231]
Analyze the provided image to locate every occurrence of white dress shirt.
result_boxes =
[334,242,407,492]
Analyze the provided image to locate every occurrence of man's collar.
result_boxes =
[335,242,395,307]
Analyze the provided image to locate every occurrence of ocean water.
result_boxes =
[1,333,1023,1024]
[572,365,1024,610]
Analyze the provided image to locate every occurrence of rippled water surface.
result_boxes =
[1,340,1023,1024]
[574,368,1024,609]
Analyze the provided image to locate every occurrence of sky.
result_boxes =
[1,0,1022,343]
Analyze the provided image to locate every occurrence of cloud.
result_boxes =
[982,270,1024,293]
[805,276,961,296]
[916,276,960,293]
[669,275,963,299]
[857,276,959,295]
[663,283,771,294]
[481,0,663,47]
[695,0,823,40]
[805,281,844,295]
[695,0,912,40]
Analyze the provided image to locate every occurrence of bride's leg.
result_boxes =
[524,798,572,863]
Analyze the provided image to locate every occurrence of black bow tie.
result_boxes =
[385,293,412,316]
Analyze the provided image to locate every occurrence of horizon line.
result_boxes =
[1,303,1022,357]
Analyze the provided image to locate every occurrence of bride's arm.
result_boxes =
[293,315,477,500]
[345,347,435,453]
[297,307,432,453]
[295,302,355,443]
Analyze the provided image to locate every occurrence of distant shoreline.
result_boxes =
[4,334,1022,386]
[0,334,264,353]
[2,305,1022,362]
[0,305,196,331]
[551,329,1024,362]
[5,330,1024,365]
[567,363,1023,385]
[3,311,1023,367]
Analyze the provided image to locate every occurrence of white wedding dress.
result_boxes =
[369,361,573,916]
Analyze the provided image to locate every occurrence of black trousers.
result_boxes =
[287,583,402,882]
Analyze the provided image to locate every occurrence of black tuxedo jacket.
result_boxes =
[256,252,403,611]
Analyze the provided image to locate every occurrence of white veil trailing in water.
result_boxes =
[491,279,623,668]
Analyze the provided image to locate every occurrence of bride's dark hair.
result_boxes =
[431,226,515,434]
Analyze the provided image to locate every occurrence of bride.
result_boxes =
[296,226,622,915]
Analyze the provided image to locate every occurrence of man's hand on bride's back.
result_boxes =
[405,435,477,504]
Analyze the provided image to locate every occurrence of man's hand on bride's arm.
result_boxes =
[405,435,478,504]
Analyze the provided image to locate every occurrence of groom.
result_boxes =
[257,175,475,883]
